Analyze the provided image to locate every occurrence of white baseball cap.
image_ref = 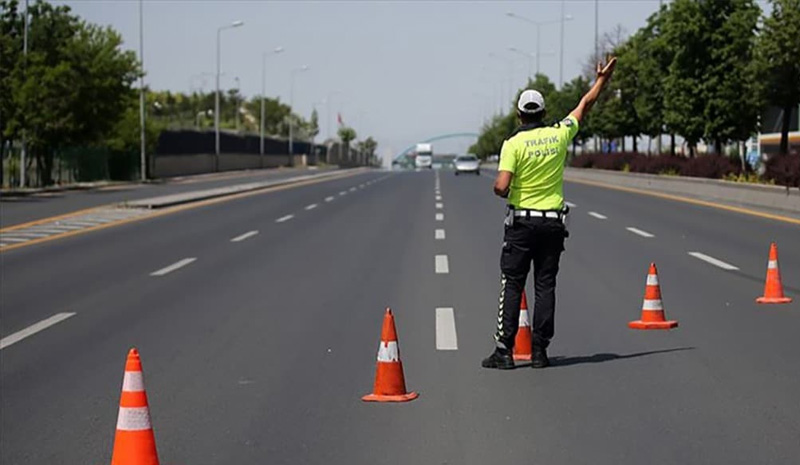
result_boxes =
[517,89,545,114]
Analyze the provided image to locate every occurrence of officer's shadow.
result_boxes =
[517,347,695,368]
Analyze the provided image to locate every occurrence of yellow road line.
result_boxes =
[0,170,368,253]
[566,177,800,226]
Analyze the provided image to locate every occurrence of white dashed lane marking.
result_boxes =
[435,308,458,350]
[435,255,450,274]
[565,201,577,208]
[349,187,357,192]
[588,212,608,220]
[435,229,446,240]
[325,196,335,202]
[436,195,442,201]
[436,203,443,209]
[305,203,318,211]
[275,214,294,223]
[150,258,197,277]
[688,252,739,271]
[231,231,259,243]
[0,312,77,350]
[339,191,347,196]
[435,213,444,221]
[626,227,654,238]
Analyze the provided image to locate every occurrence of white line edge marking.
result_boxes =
[305,203,318,210]
[275,214,294,223]
[588,211,608,219]
[231,230,259,242]
[435,307,458,350]
[626,227,654,238]
[0,312,77,350]
[435,229,446,240]
[435,255,450,274]
[687,252,739,271]
[325,196,335,202]
[435,213,444,221]
[150,258,197,277]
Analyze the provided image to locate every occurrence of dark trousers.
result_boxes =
[495,217,566,351]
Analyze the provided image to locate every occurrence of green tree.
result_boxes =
[662,0,707,156]
[757,0,800,154]
[5,1,138,185]
[632,10,670,154]
[338,126,357,146]
[701,0,761,154]
[309,108,320,140]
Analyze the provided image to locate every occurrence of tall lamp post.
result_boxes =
[288,65,310,166]
[260,46,284,156]
[138,0,146,181]
[215,20,244,170]
[506,11,573,87]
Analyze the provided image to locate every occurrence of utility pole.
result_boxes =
[20,0,29,188]
[139,0,146,181]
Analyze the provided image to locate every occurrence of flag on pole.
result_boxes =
[337,113,344,127]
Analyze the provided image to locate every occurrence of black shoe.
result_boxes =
[481,349,515,370]
[531,347,550,368]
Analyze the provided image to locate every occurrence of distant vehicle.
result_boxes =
[487,154,500,163]
[454,155,481,175]
[415,143,433,169]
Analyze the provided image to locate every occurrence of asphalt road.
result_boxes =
[1,168,799,464]
[0,166,335,228]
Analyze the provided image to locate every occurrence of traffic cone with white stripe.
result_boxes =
[757,242,792,304]
[362,308,419,402]
[110,348,160,465]
[628,263,678,330]
[513,291,532,361]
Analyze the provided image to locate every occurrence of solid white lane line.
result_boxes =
[231,230,259,243]
[626,227,655,238]
[275,214,294,223]
[305,203,318,210]
[435,203,443,209]
[435,213,444,221]
[565,201,577,208]
[150,258,197,277]
[325,196,335,202]
[435,229,446,240]
[0,312,77,350]
[435,308,458,350]
[588,211,608,220]
[3,232,49,238]
[688,252,739,271]
[435,255,450,274]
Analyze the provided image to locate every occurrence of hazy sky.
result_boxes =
[55,0,768,158]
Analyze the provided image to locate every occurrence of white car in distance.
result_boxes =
[454,155,481,175]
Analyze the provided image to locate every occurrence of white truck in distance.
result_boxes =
[415,143,433,169]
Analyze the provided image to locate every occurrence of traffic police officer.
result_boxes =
[482,57,617,370]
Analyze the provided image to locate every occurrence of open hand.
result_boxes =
[596,55,617,79]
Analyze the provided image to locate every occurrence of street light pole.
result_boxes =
[234,76,240,132]
[559,0,565,87]
[489,52,513,113]
[20,0,29,188]
[506,12,572,85]
[261,46,284,156]
[215,20,243,170]
[138,0,146,181]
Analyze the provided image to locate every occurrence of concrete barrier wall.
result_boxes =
[564,167,800,214]
[152,154,307,178]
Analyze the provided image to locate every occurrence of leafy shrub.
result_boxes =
[764,152,800,188]
[681,155,741,179]
[571,152,745,180]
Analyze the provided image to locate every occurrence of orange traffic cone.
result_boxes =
[110,348,160,465]
[513,291,532,361]
[362,308,419,402]
[757,242,792,304]
[629,263,678,330]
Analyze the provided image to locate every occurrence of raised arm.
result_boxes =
[569,56,617,123]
